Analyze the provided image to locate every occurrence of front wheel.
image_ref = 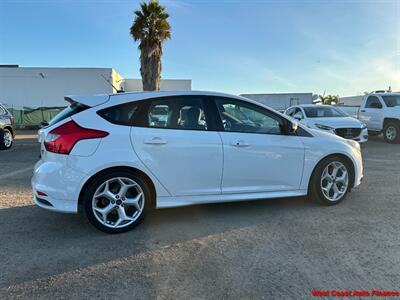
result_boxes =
[0,128,13,150]
[309,156,352,206]
[383,122,400,144]
[83,171,151,233]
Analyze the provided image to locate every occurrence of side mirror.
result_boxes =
[288,121,298,134]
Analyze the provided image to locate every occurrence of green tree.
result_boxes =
[319,94,339,105]
[130,0,171,91]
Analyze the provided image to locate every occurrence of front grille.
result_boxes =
[335,128,361,139]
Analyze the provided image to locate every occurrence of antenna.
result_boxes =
[101,74,124,93]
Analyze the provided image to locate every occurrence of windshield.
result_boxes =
[48,102,88,126]
[382,95,400,107]
[303,106,348,118]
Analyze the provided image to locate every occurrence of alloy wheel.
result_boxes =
[320,161,349,202]
[385,126,397,142]
[92,177,144,228]
[3,130,12,148]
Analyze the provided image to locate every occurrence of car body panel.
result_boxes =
[218,131,305,193]
[131,126,223,196]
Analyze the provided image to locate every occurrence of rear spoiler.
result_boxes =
[64,94,110,107]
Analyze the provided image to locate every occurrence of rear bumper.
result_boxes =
[31,158,87,214]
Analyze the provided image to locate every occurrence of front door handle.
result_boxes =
[144,137,167,145]
[231,140,249,147]
[360,109,366,112]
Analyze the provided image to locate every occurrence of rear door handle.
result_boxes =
[144,137,167,145]
[360,109,366,112]
[231,140,249,147]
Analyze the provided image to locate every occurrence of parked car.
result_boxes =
[33,91,363,233]
[338,92,400,143]
[0,103,15,150]
[284,104,368,143]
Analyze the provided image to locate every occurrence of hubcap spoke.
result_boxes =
[94,203,115,222]
[124,192,143,212]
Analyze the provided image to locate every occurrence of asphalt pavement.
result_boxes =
[0,132,399,299]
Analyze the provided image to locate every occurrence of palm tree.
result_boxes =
[318,94,339,105]
[130,0,171,91]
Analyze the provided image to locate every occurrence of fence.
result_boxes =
[5,106,65,129]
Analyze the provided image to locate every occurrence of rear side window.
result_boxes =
[48,102,88,126]
[143,97,209,131]
[97,102,139,126]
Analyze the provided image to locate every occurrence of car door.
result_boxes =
[360,96,384,130]
[131,96,223,197]
[212,97,305,194]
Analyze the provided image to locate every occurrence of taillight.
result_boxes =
[44,120,108,155]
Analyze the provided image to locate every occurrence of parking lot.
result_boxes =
[0,132,399,299]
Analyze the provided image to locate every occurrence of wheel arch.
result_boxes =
[78,166,157,208]
[383,118,400,128]
[308,153,356,193]
[4,126,15,137]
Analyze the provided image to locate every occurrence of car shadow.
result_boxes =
[0,196,315,288]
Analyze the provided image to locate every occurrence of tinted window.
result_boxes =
[48,102,88,126]
[146,97,208,131]
[365,96,382,109]
[382,95,400,107]
[303,106,347,118]
[215,98,285,135]
[97,102,139,126]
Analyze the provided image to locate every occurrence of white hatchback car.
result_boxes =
[33,91,363,233]
[284,104,368,143]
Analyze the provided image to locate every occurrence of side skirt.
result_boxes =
[156,190,308,209]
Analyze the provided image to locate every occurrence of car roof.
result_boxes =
[66,90,261,108]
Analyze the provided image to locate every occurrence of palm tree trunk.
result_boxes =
[140,44,162,91]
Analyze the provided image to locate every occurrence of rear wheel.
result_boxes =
[383,122,400,144]
[309,156,352,206]
[0,128,13,150]
[83,171,151,233]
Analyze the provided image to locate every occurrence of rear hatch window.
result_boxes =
[48,102,88,127]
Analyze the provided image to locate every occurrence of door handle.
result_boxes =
[360,109,366,112]
[231,140,249,147]
[144,137,167,145]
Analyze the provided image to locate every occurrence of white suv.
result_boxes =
[33,91,363,233]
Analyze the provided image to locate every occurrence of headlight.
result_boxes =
[346,139,361,152]
[315,123,334,131]
[361,123,367,129]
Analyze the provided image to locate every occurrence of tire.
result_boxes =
[383,122,400,144]
[309,156,352,206]
[0,128,13,150]
[83,170,151,233]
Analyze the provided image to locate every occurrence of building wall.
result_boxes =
[338,95,363,106]
[240,93,313,111]
[0,66,192,109]
[123,78,191,92]
[0,67,114,108]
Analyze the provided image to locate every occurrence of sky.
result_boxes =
[0,0,399,96]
